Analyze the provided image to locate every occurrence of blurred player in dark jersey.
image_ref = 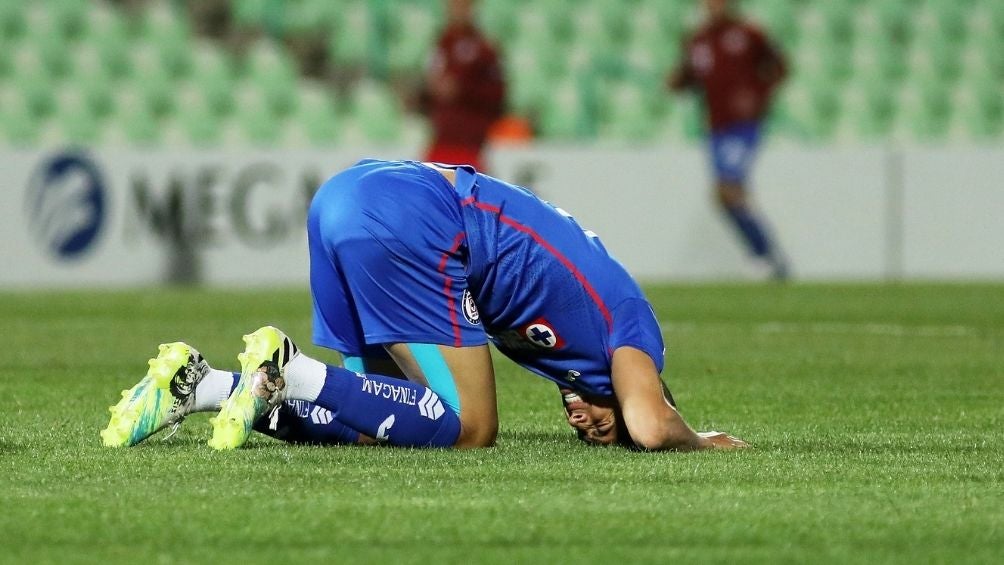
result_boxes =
[421,0,506,171]
[670,0,789,279]
[103,160,747,453]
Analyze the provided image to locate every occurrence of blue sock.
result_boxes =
[252,399,362,445]
[724,204,771,257]
[313,365,461,448]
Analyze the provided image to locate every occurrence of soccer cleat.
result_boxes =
[100,342,210,447]
[208,326,299,450]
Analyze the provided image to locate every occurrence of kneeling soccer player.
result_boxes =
[101,160,747,451]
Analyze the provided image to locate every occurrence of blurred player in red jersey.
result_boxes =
[669,0,789,279]
[422,0,507,171]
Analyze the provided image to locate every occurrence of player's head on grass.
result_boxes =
[560,389,630,447]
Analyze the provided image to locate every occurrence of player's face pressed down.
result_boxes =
[561,389,619,445]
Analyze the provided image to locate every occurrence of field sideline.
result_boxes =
[2,283,1002,563]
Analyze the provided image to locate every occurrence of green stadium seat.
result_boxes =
[237,99,282,146]
[349,79,402,143]
[244,41,300,116]
[925,0,968,41]
[327,1,374,68]
[750,0,799,49]
[0,1,26,40]
[662,94,706,142]
[643,0,690,41]
[841,75,897,139]
[13,69,57,119]
[179,100,224,146]
[507,53,551,116]
[817,42,853,82]
[87,11,133,79]
[602,81,662,141]
[292,88,342,145]
[49,0,88,39]
[73,67,116,119]
[818,2,856,43]
[626,6,681,70]
[913,27,963,82]
[191,44,238,116]
[132,67,176,119]
[874,0,914,44]
[538,77,594,140]
[24,27,73,78]
[479,0,518,45]
[56,95,103,145]
[899,74,952,140]
[115,103,162,145]
[0,93,41,146]
[232,0,285,36]
[386,2,437,74]
[284,0,342,36]
[590,0,632,45]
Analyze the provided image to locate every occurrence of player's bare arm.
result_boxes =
[611,346,747,451]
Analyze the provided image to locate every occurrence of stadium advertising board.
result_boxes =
[2,146,1002,287]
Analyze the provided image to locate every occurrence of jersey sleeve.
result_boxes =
[609,298,666,373]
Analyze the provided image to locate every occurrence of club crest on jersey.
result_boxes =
[522,318,564,349]
[462,289,480,325]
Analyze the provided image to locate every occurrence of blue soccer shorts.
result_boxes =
[307,160,488,359]
[709,120,762,185]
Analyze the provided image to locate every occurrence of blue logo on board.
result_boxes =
[27,152,106,260]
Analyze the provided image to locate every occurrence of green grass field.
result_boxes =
[2,283,1002,564]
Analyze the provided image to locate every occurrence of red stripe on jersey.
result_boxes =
[462,199,614,331]
[438,232,467,348]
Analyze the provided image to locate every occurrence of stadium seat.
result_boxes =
[602,81,662,141]
[12,68,57,120]
[115,102,162,145]
[349,79,402,143]
[327,0,376,68]
[87,9,133,79]
[537,77,593,139]
[245,41,300,116]
[180,101,224,146]
[191,43,238,116]
[283,0,342,36]
[23,24,73,79]
[873,0,914,44]
[49,0,88,40]
[0,1,26,40]
[235,86,282,145]
[56,92,103,145]
[749,0,799,48]
[132,65,176,119]
[386,1,438,74]
[479,0,518,44]
[0,92,40,146]
[912,25,963,82]
[291,87,342,145]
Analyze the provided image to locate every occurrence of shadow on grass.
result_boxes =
[0,439,23,454]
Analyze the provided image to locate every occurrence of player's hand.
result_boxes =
[429,75,459,101]
[697,431,749,449]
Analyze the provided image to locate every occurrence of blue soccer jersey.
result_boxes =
[308,159,664,398]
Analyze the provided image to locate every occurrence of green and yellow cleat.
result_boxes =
[101,342,209,447]
[208,326,299,450]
